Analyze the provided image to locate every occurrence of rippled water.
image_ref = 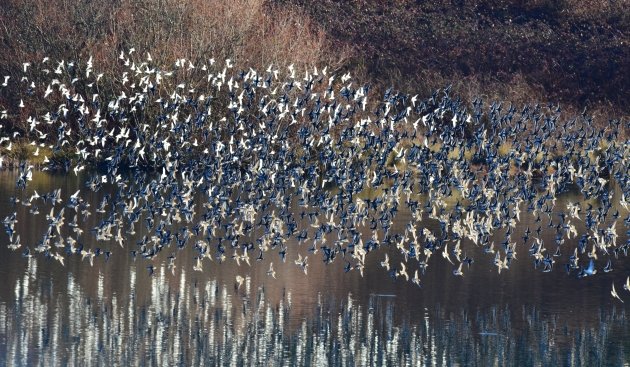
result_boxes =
[0,171,629,366]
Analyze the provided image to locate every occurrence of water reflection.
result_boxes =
[1,258,629,366]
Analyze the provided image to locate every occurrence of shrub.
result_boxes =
[0,1,345,92]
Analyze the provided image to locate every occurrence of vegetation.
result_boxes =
[277,0,629,121]
[0,0,347,101]
[0,0,627,141]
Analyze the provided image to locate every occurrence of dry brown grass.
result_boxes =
[561,0,629,19]
[0,0,351,137]
[0,0,347,85]
[280,0,629,133]
[0,0,626,143]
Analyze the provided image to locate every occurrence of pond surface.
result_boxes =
[0,171,629,366]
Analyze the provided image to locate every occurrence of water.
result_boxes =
[0,171,629,366]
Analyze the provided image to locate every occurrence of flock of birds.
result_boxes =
[0,50,629,302]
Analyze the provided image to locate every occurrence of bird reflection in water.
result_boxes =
[1,258,629,366]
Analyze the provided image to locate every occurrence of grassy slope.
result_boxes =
[279,0,629,119]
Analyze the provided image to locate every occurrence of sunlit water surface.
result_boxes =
[0,171,629,366]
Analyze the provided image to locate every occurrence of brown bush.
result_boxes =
[0,0,347,89]
[0,0,350,135]
[0,0,626,140]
